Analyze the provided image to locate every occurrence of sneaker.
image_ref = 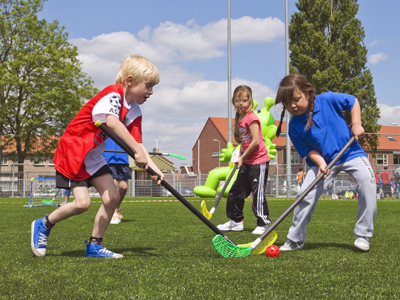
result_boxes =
[110,213,121,224]
[117,210,124,219]
[217,220,244,232]
[354,236,370,251]
[280,239,305,251]
[84,241,123,258]
[31,218,51,257]
[252,225,269,235]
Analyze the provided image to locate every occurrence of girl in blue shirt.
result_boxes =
[275,74,376,252]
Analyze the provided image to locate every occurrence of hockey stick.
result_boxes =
[41,188,62,205]
[94,121,238,248]
[200,164,238,220]
[104,149,186,160]
[213,136,356,257]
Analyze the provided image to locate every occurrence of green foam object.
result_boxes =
[212,235,252,258]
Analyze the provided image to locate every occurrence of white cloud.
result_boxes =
[369,39,378,47]
[378,104,400,125]
[368,53,388,65]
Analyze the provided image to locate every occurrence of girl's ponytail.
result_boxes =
[276,108,286,136]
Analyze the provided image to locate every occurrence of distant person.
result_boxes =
[60,189,71,206]
[275,74,376,252]
[395,166,400,199]
[380,167,391,198]
[297,168,305,187]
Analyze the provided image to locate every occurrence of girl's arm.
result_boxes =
[350,98,365,140]
[237,121,260,168]
[308,150,330,179]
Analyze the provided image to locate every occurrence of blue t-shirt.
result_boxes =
[103,138,129,165]
[289,91,367,167]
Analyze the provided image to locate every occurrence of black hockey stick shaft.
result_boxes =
[94,121,235,243]
[212,164,238,210]
[257,136,356,242]
[104,149,186,160]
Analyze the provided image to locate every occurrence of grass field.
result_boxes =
[1,196,399,299]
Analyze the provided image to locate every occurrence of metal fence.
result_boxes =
[1,164,398,199]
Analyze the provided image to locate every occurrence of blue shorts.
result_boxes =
[108,164,131,181]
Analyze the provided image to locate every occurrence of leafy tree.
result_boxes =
[0,0,98,176]
[289,0,380,152]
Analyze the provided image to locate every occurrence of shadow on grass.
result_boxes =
[58,247,158,257]
[305,242,363,252]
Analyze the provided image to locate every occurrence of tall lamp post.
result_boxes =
[213,139,221,168]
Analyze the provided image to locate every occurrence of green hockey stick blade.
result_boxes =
[167,153,186,160]
[212,235,252,258]
[42,199,54,204]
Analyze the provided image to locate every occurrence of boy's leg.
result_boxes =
[85,173,122,258]
[90,173,120,238]
[31,186,92,257]
[48,186,92,224]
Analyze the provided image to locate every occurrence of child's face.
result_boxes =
[234,94,251,115]
[285,88,309,116]
[124,77,155,105]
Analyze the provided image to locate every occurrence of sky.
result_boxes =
[38,0,400,168]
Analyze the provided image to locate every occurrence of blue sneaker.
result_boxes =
[84,241,123,258]
[31,218,51,257]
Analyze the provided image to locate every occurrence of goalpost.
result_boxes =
[25,177,65,207]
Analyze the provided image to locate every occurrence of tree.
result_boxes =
[0,0,98,177]
[289,0,380,152]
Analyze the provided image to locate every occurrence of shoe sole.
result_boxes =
[31,221,46,257]
[354,242,369,251]
[280,244,305,251]
[216,227,244,232]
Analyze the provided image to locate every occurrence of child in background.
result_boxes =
[31,55,164,258]
[275,74,376,252]
[60,189,71,206]
[217,85,271,235]
[103,138,131,224]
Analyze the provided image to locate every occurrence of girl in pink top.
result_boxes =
[217,85,271,235]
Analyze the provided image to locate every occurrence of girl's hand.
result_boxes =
[134,149,148,169]
[318,163,331,179]
[236,156,244,168]
[351,124,365,141]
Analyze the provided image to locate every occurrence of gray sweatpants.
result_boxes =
[287,156,377,243]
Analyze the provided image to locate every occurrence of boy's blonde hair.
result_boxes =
[115,55,160,86]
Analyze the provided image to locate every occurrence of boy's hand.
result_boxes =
[151,171,164,186]
[134,149,148,169]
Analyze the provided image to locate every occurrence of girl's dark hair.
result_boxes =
[275,74,316,136]
[232,85,253,141]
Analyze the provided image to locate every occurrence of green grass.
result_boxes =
[1,197,399,299]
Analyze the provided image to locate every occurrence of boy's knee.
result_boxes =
[74,200,91,213]
[103,190,120,206]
